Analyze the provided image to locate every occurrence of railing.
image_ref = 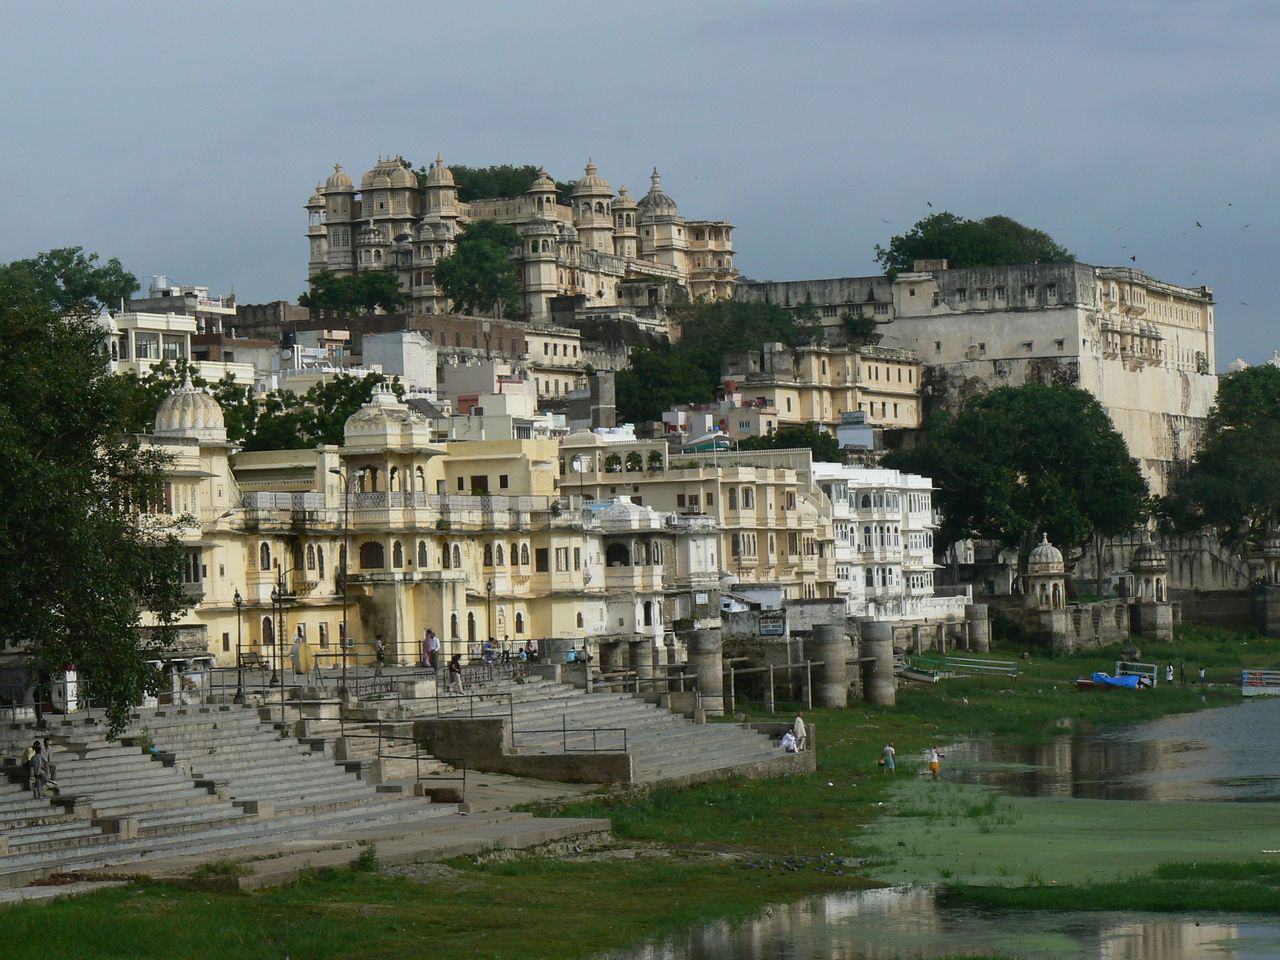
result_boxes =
[511,714,627,754]
[1241,670,1280,697]
[1117,660,1158,685]
[242,492,327,511]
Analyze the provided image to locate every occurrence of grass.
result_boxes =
[945,860,1280,913]
[189,859,251,879]
[3,625,1277,957]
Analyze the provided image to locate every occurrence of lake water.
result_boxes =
[596,887,1280,959]
[601,699,1280,960]
[941,696,1280,802]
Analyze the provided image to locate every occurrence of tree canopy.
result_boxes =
[1162,364,1280,549]
[3,246,138,318]
[875,212,1073,276]
[884,383,1148,571]
[0,253,185,735]
[739,425,841,463]
[299,269,406,314]
[615,299,817,422]
[414,163,575,204]
[433,219,524,318]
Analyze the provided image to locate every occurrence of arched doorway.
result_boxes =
[261,615,274,646]
[467,612,477,650]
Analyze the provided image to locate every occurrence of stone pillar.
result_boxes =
[630,639,654,691]
[600,640,625,690]
[965,604,990,653]
[812,623,849,708]
[541,636,574,666]
[1255,586,1280,640]
[861,621,896,706]
[687,628,725,716]
[911,625,923,655]
[934,623,946,653]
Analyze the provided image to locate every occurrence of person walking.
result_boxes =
[374,634,386,677]
[1165,663,1175,685]
[880,741,896,774]
[929,745,942,781]
[447,654,464,695]
[792,715,808,752]
[1199,665,1207,684]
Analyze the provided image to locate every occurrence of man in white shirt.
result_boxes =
[781,731,798,753]
[792,715,807,752]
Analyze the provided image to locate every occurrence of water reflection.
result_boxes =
[944,697,1280,802]
[597,887,1274,959]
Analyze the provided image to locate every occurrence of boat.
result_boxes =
[1074,671,1150,692]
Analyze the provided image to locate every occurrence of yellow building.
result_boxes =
[145,385,720,674]
[721,342,923,434]
[560,433,838,600]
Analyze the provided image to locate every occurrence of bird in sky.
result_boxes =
[881,218,891,223]
[1190,270,1198,277]
[1242,224,1251,229]
[1241,301,1248,306]
[1195,221,1202,228]
[1228,202,1233,206]
[926,201,933,208]
[1130,255,1137,262]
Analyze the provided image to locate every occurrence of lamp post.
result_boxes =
[486,579,494,655]
[329,466,366,694]
[232,589,244,704]
[269,581,282,686]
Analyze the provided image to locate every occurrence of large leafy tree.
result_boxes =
[739,425,841,463]
[415,163,575,204]
[6,246,139,318]
[885,383,1149,574]
[299,269,405,314]
[0,255,185,735]
[1163,364,1280,549]
[433,219,523,318]
[615,299,815,422]
[875,212,1073,276]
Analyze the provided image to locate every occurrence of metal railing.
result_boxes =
[511,714,628,754]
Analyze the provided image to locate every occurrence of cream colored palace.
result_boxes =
[306,157,739,321]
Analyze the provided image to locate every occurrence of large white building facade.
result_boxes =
[813,463,968,623]
[307,157,738,322]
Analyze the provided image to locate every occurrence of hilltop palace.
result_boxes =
[306,156,739,321]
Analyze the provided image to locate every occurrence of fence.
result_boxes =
[1116,660,1158,686]
[1241,669,1280,697]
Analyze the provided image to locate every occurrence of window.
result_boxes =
[676,493,686,508]
[573,547,581,570]
[452,544,461,568]
[306,544,316,570]
[727,489,737,510]
[319,624,328,648]
[496,544,504,566]
[259,542,271,570]
[359,541,385,569]
[555,547,568,572]
[957,288,967,302]
[418,541,430,567]
[515,612,524,634]
[535,548,550,573]
[1025,284,1036,298]
[978,288,988,301]
[499,474,509,489]
[484,544,494,567]
[392,540,404,568]
[521,544,530,565]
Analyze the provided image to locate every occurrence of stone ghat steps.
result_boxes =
[0,791,458,890]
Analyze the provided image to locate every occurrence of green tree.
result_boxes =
[239,373,405,452]
[1163,364,1280,549]
[299,269,404,314]
[885,383,1148,575]
[615,347,716,423]
[433,219,523,318]
[6,246,139,318]
[739,425,841,463]
[841,312,883,347]
[0,255,185,735]
[875,212,1073,276]
[415,163,575,204]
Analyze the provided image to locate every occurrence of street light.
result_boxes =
[486,579,494,655]
[232,589,245,704]
[329,465,367,694]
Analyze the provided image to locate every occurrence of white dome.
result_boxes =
[326,162,353,191]
[155,380,226,441]
[1026,534,1064,575]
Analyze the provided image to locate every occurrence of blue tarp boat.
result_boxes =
[1075,672,1148,691]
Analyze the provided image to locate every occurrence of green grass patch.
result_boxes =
[944,859,1280,913]
[189,859,250,879]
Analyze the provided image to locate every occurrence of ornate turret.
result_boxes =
[612,185,639,259]
[637,167,681,220]
[571,160,615,254]
[1025,534,1065,611]
[155,378,227,443]
[527,167,558,213]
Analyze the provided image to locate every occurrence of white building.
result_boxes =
[99,310,255,386]
[813,463,968,622]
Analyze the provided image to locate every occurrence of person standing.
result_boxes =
[423,628,440,670]
[1165,663,1175,685]
[1179,662,1187,685]
[1199,666,1207,684]
[881,741,896,774]
[929,746,942,781]
[29,742,46,799]
[792,715,808,752]
[42,737,57,784]
[374,634,386,677]
[447,654,464,695]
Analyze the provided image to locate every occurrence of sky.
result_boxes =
[3,0,1276,366]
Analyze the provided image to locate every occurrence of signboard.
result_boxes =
[694,592,709,605]
[758,612,786,637]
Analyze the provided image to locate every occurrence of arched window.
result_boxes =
[262,616,275,645]
[728,488,737,510]
[259,542,272,570]
[604,454,622,473]
[1051,583,1062,609]
[511,542,520,565]
[861,494,871,509]
[452,544,462,569]
[316,546,325,580]
[521,544,530,565]
[467,612,477,647]
[865,568,874,587]
[863,526,872,547]
[415,466,426,490]
[418,541,429,567]
[293,541,305,571]
[306,544,316,570]
[392,540,404,568]
[389,467,401,492]
[495,544,504,566]
[450,612,459,638]
[442,545,451,569]
[625,452,643,472]
[576,612,584,629]
[742,487,754,509]
[359,541,385,569]
[515,612,525,634]
[484,544,494,567]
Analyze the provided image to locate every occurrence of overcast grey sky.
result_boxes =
[3,0,1275,365]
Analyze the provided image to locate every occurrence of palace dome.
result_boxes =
[1026,534,1065,575]
[326,162,354,191]
[528,167,557,194]
[612,185,638,209]
[572,160,611,196]
[155,379,226,442]
[637,168,680,218]
[521,216,559,237]
[1131,534,1167,570]
[424,153,455,187]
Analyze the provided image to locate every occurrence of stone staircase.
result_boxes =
[415,675,808,787]
[0,704,458,889]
